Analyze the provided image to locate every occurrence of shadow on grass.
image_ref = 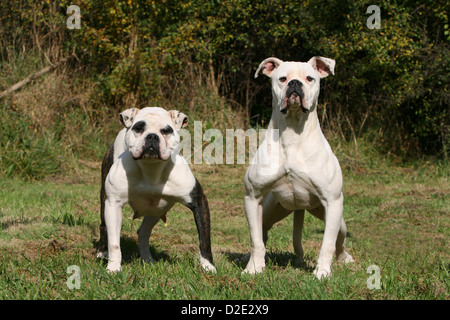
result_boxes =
[95,235,173,265]
[223,250,315,273]
[1,216,40,230]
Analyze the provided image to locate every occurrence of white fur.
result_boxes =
[104,107,216,273]
[243,57,353,279]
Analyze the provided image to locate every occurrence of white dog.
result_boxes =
[97,107,216,273]
[243,57,354,279]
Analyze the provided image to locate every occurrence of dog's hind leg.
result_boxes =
[309,205,353,265]
[97,143,115,259]
[262,192,291,245]
[293,209,305,261]
[335,218,354,264]
[308,205,325,220]
[137,215,160,263]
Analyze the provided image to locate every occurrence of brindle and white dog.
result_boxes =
[97,107,216,273]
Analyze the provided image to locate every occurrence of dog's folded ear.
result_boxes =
[169,110,189,131]
[255,57,284,78]
[119,108,140,129]
[308,56,335,78]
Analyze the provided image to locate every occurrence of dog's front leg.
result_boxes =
[104,199,123,272]
[314,195,344,279]
[243,195,265,274]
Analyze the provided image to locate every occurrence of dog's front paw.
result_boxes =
[199,254,217,273]
[106,262,122,273]
[242,256,265,275]
[313,267,331,280]
[201,262,217,274]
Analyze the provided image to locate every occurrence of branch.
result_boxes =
[0,54,75,99]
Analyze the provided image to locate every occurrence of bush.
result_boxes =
[0,105,63,179]
[148,0,448,157]
[0,0,448,180]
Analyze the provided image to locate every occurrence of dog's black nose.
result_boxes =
[145,133,159,142]
[144,133,160,157]
[288,79,302,87]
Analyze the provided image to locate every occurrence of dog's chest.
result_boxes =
[128,182,176,217]
[271,169,320,210]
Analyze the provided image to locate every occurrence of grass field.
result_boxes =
[0,152,448,300]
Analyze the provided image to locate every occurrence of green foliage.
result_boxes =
[69,0,447,157]
[314,0,449,156]
[0,0,448,180]
[137,0,448,158]
[0,106,63,179]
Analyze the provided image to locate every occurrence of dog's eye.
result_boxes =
[160,126,174,135]
[279,77,287,83]
[306,76,315,82]
[131,121,146,134]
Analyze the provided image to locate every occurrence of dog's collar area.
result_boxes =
[132,153,161,161]
[280,106,309,115]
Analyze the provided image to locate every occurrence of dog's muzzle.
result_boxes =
[281,80,308,114]
[143,133,161,157]
[133,133,161,160]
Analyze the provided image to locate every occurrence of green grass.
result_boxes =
[0,158,448,300]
